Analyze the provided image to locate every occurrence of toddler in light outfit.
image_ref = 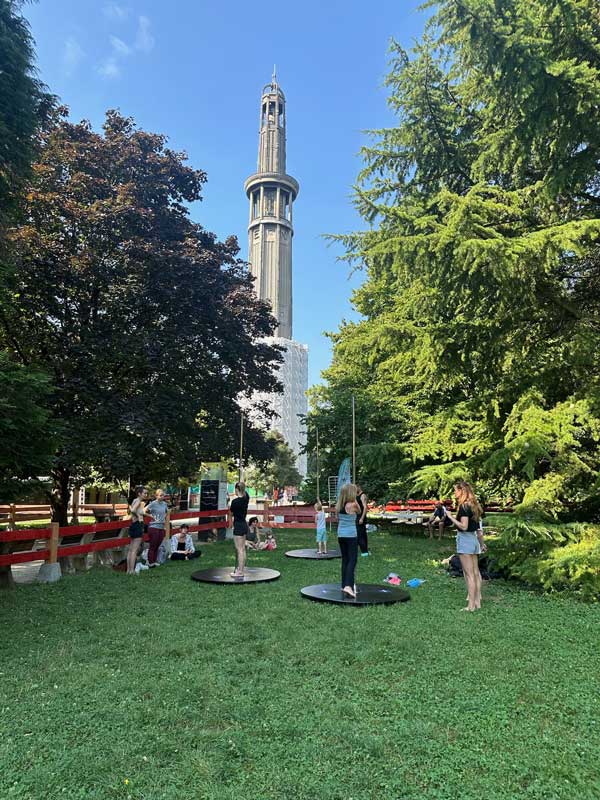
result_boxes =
[315,501,327,554]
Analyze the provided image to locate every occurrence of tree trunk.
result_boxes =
[49,467,70,527]
[128,473,144,504]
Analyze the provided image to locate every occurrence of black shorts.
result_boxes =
[233,520,249,537]
[129,521,144,539]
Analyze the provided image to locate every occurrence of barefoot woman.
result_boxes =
[335,483,361,598]
[230,481,250,577]
[444,481,486,611]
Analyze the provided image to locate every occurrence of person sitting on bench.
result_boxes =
[426,501,453,540]
[170,524,201,560]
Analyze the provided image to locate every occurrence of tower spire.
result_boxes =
[244,75,299,339]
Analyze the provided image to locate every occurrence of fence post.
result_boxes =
[263,500,270,526]
[49,522,59,563]
[38,522,62,583]
[9,504,16,531]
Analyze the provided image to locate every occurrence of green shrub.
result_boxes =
[537,533,600,601]
[493,515,600,600]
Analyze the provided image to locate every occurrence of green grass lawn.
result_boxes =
[2,528,600,800]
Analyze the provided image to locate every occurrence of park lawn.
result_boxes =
[1,529,599,800]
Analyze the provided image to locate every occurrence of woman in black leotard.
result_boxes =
[230,481,250,577]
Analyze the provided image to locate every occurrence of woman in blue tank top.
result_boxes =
[336,483,361,598]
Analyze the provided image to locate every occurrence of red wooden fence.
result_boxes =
[0,508,230,585]
[262,503,337,529]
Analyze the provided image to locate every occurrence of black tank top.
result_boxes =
[356,494,364,515]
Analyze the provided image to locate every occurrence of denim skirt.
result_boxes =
[456,531,481,555]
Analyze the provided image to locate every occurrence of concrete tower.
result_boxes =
[244,73,308,477]
[244,72,299,340]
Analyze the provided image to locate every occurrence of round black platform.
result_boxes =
[300,583,410,606]
[191,567,280,584]
[285,548,341,560]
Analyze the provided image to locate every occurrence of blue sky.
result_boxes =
[24,0,427,387]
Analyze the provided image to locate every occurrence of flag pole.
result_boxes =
[239,413,244,483]
[352,395,356,484]
[316,427,320,502]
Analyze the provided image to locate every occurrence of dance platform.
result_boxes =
[285,548,341,560]
[191,567,280,585]
[300,583,410,606]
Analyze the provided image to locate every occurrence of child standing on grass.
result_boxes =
[315,501,327,554]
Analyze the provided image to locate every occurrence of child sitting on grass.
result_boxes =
[264,531,277,550]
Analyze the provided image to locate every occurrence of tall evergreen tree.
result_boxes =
[0,0,55,497]
[0,0,51,215]
[311,0,600,513]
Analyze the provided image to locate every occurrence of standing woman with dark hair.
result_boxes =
[230,481,250,577]
[127,485,147,574]
[355,483,369,557]
[335,483,361,598]
[444,481,486,611]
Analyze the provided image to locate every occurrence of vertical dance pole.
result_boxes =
[239,413,244,483]
[316,427,320,502]
[352,395,356,484]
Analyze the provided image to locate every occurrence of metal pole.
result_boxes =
[352,395,356,484]
[239,413,244,483]
[316,427,320,502]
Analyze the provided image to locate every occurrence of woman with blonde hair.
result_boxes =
[335,483,361,598]
[444,481,486,611]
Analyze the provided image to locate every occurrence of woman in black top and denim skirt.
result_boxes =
[230,481,250,577]
[444,481,486,611]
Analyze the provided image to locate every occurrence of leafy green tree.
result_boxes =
[2,109,282,523]
[246,432,302,495]
[311,0,600,514]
